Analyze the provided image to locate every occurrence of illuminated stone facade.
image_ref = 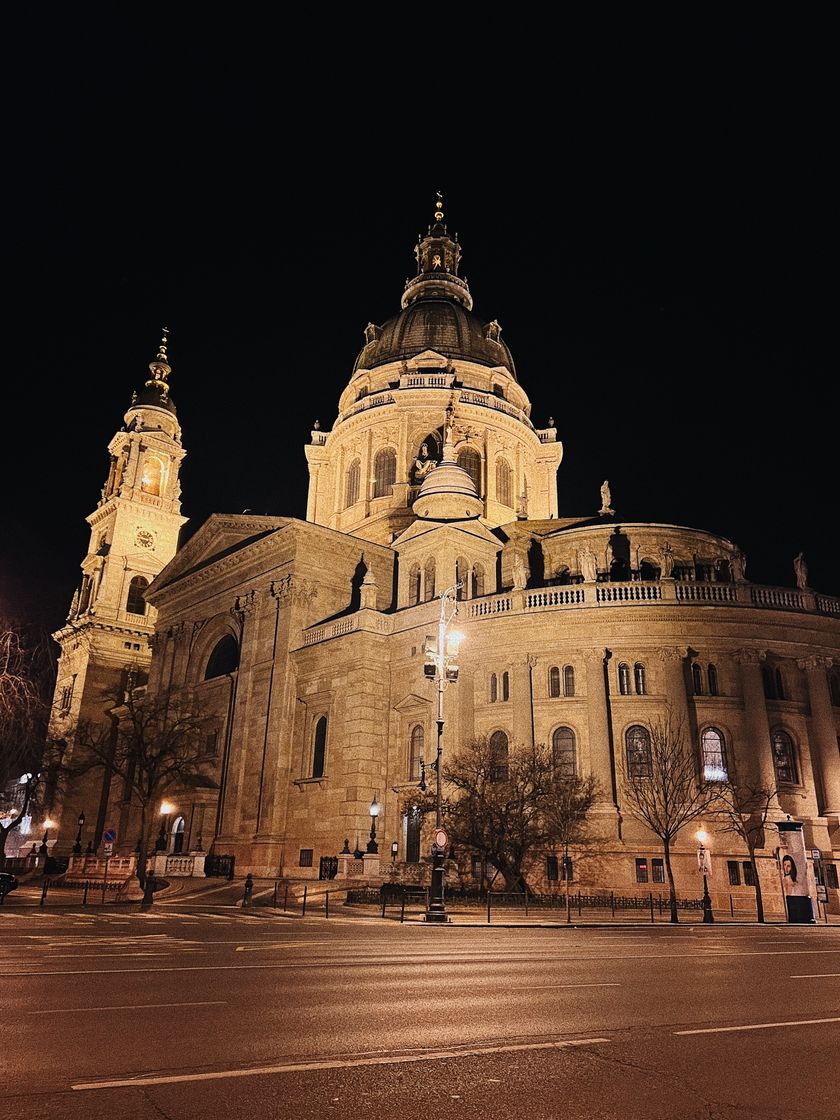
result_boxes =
[52,216,840,911]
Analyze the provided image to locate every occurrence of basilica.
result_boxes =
[48,203,840,913]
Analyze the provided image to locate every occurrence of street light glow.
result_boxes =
[446,630,464,654]
[696,830,709,845]
[43,818,56,830]
[160,800,176,815]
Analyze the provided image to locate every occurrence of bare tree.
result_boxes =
[443,737,598,893]
[69,687,218,888]
[716,780,776,923]
[621,713,721,923]
[541,772,599,922]
[0,621,54,866]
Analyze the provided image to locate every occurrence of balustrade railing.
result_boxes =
[597,583,662,604]
[676,583,738,603]
[750,586,805,610]
[466,595,513,618]
[526,587,586,608]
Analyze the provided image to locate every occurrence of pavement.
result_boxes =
[0,905,839,1119]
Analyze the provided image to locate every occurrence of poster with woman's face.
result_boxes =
[777,827,809,898]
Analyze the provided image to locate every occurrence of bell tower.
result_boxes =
[48,331,187,853]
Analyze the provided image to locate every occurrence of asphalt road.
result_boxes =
[0,906,838,1120]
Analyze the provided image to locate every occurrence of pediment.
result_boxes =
[150,513,291,594]
[393,692,433,712]
[406,349,449,368]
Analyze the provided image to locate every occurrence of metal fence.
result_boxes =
[39,878,128,906]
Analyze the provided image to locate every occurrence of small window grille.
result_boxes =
[727,860,741,886]
[635,858,649,884]
[299,849,314,868]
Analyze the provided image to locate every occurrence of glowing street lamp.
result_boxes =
[156,801,176,851]
[367,795,381,854]
[696,829,714,924]
[423,583,463,923]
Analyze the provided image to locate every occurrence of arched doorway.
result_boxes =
[172,816,186,855]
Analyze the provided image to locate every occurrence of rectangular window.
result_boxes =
[471,856,482,879]
[727,860,741,886]
[546,855,559,881]
[635,858,649,884]
[299,848,314,868]
[826,864,839,889]
[651,858,665,884]
[743,861,756,887]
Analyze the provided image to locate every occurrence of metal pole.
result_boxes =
[487,889,491,925]
[82,880,89,906]
[426,584,458,924]
[702,870,714,923]
[302,885,307,917]
[283,885,288,911]
[325,891,329,919]
[650,892,654,923]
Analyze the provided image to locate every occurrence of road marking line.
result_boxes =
[790,973,840,979]
[29,1001,227,1015]
[517,983,620,989]
[71,1037,612,1090]
[675,1016,840,1036]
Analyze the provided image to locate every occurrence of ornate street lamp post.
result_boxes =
[156,801,176,852]
[423,583,463,923]
[366,795,381,854]
[73,811,85,855]
[696,830,714,924]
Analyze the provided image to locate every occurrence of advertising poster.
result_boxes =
[776,821,815,922]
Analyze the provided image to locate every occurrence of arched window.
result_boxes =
[141,456,164,496]
[204,635,240,680]
[708,664,719,696]
[618,663,631,696]
[345,459,361,508]
[423,557,436,601]
[552,726,577,778]
[634,663,646,696]
[457,447,482,495]
[456,558,469,599]
[502,671,510,701]
[409,724,424,780]
[692,663,704,696]
[549,666,561,698]
[830,672,840,708]
[640,559,661,581]
[408,564,421,606]
[701,727,728,782]
[771,727,798,784]
[373,448,396,498]
[126,576,149,616]
[312,716,328,778]
[489,673,498,703]
[489,730,509,782]
[626,724,652,779]
[563,665,575,697]
[472,562,485,598]
[496,457,513,507]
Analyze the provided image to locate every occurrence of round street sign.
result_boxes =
[434,827,448,850]
[103,828,117,844]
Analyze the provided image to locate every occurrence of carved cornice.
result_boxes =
[797,655,834,672]
[734,648,767,665]
[656,647,685,664]
[231,589,259,623]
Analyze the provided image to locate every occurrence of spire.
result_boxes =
[130,327,177,415]
[434,189,444,223]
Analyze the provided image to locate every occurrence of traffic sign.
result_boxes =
[103,842,113,857]
[434,827,448,850]
[103,828,117,844]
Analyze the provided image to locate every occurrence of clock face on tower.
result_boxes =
[135,528,156,551]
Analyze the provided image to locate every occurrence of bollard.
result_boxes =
[487,891,491,925]
[273,882,278,909]
[649,893,655,923]
[40,880,48,907]
[325,891,330,919]
[242,873,254,908]
[611,891,615,917]
[400,894,406,924]
[283,885,288,911]
[302,885,307,917]
[730,894,734,918]
[578,892,582,917]
[82,881,89,906]
[381,890,386,919]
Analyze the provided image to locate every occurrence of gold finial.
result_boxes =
[434,190,444,222]
[157,326,170,363]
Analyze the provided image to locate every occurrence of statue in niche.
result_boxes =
[730,549,747,581]
[660,542,675,577]
[793,551,809,590]
[579,547,599,582]
[512,553,528,590]
[413,443,438,483]
[599,479,615,516]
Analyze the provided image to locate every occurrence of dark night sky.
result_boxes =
[3,27,836,629]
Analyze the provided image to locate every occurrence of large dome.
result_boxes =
[353,298,517,380]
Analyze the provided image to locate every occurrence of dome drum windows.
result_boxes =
[495,457,513,508]
[548,665,575,698]
[345,459,361,508]
[701,727,728,783]
[489,730,509,782]
[552,726,577,778]
[618,662,646,696]
[457,447,482,496]
[625,724,652,779]
[372,448,396,498]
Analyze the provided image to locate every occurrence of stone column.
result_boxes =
[798,657,840,815]
[658,647,693,741]
[584,649,617,808]
[512,659,532,747]
[735,649,778,795]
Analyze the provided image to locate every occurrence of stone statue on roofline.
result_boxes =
[793,551,809,590]
[599,479,615,516]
